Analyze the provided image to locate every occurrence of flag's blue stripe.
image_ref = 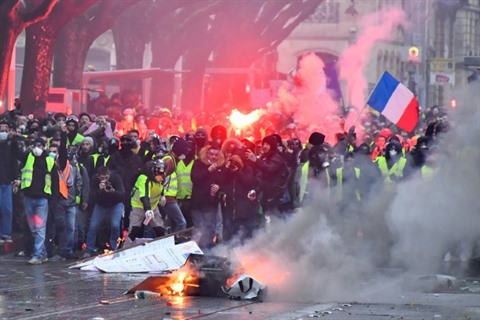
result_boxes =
[367,71,400,113]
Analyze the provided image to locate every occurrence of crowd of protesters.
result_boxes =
[0,92,451,264]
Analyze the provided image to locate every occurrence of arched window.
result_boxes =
[85,48,111,71]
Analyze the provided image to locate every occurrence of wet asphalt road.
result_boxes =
[0,253,479,320]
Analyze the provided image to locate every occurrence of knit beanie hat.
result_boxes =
[171,138,190,157]
[82,136,95,148]
[308,132,325,146]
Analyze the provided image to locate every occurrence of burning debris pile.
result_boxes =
[70,234,266,300]
[126,254,266,300]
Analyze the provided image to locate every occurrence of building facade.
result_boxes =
[276,0,480,109]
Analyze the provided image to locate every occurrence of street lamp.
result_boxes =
[406,61,417,96]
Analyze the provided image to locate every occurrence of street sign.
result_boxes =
[429,58,455,72]
[430,72,455,85]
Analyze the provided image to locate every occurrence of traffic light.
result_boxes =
[408,46,419,63]
[450,99,457,109]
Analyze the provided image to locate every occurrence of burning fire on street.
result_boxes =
[127,254,268,300]
[159,265,201,296]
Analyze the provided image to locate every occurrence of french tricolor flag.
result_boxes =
[367,71,419,132]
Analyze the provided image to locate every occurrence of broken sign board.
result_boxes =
[70,236,203,273]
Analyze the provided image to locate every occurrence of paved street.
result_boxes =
[0,251,479,320]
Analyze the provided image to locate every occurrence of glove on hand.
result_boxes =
[143,210,154,225]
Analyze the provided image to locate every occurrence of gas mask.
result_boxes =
[32,147,43,157]
[67,151,76,161]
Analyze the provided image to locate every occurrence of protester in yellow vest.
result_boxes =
[13,136,59,265]
[65,116,84,146]
[127,160,167,244]
[159,138,190,232]
[176,135,196,228]
[375,140,410,183]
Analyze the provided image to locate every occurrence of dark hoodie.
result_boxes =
[255,135,289,209]
[194,128,208,152]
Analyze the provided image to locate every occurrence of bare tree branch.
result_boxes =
[19,0,58,26]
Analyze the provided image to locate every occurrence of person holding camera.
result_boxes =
[127,160,167,245]
[83,166,125,257]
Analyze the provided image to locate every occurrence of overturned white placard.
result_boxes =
[222,274,266,300]
[70,236,203,273]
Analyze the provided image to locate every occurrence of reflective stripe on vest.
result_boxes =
[91,154,110,169]
[21,153,55,195]
[298,161,309,203]
[176,160,193,199]
[58,160,72,199]
[162,154,178,197]
[68,133,84,146]
[131,174,163,209]
[298,161,331,203]
[335,167,361,201]
[376,156,407,182]
[162,172,178,197]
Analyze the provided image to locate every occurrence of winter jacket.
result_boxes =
[89,171,125,208]
[190,147,226,209]
[255,150,288,208]
[0,139,18,184]
[222,165,260,221]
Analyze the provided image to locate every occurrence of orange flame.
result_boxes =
[160,265,200,296]
[227,254,292,288]
[229,109,266,129]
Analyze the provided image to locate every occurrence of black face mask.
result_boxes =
[195,136,206,149]
[121,142,135,150]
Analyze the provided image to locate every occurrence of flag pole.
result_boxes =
[352,71,387,127]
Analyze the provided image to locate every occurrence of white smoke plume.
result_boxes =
[214,82,480,302]
[338,8,407,120]
[276,53,342,144]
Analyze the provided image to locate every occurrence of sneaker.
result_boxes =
[49,254,66,262]
[27,257,48,265]
[16,250,28,257]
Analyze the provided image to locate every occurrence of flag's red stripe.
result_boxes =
[396,97,419,132]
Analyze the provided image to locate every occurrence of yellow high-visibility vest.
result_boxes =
[131,174,163,209]
[21,153,55,195]
[176,160,193,199]
[335,167,362,201]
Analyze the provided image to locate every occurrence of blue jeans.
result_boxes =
[75,208,89,250]
[24,196,49,259]
[64,205,76,254]
[86,203,123,252]
[0,184,13,238]
[162,202,186,232]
